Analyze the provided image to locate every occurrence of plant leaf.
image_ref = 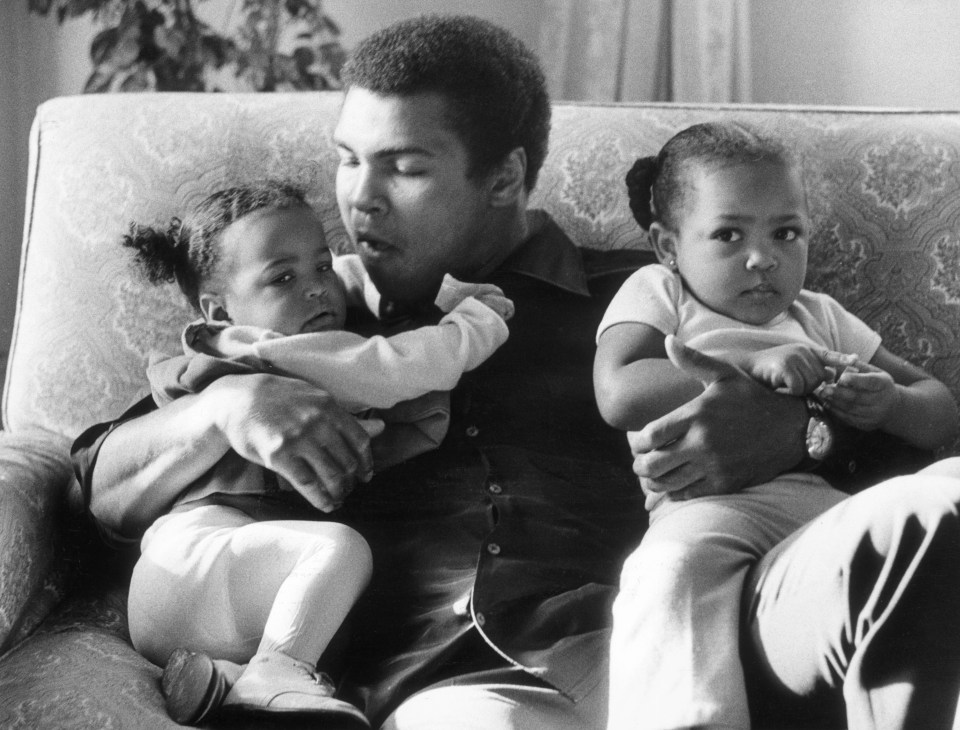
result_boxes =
[119,67,152,91]
[89,27,118,65]
[83,66,115,93]
[27,0,54,17]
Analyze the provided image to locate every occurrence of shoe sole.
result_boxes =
[220,701,370,728]
[162,648,221,725]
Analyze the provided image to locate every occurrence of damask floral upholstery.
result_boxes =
[1,93,958,727]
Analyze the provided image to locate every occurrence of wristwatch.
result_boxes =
[804,395,834,461]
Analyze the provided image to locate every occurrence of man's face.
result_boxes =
[334,88,495,304]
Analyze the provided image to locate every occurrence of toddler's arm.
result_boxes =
[244,277,511,411]
[594,324,704,431]
[818,345,958,451]
[334,253,380,314]
[734,344,857,396]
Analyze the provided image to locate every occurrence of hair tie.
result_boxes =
[166,217,186,248]
[625,156,658,230]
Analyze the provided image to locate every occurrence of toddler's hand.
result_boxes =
[818,361,900,431]
[472,290,514,321]
[745,344,855,395]
[435,274,514,320]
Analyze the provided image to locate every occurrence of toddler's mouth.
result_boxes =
[302,311,338,332]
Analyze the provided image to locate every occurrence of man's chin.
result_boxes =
[371,275,441,308]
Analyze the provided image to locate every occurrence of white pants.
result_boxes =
[383,665,608,730]
[612,469,960,730]
[610,474,848,730]
[128,504,372,667]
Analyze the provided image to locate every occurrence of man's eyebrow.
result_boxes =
[334,141,435,158]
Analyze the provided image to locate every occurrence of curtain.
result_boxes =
[538,0,751,103]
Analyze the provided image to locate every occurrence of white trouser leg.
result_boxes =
[128,505,371,666]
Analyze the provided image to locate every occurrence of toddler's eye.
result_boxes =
[317,262,333,273]
[776,227,802,242]
[271,273,294,285]
[712,228,742,243]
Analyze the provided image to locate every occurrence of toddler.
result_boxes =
[593,123,958,730]
[122,181,512,726]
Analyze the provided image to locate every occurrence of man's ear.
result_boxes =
[649,223,679,269]
[488,147,527,207]
[198,292,232,324]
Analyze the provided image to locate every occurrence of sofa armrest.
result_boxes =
[0,429,72,656]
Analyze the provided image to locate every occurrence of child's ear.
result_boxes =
[198,292,232,324]
[649,223,679,270]
[488,147,527,207]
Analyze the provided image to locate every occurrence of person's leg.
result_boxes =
[744,473,960,730]
[129,505,372,665]
[129,505,260,664]
[250,519,372,663]
[609,476,845,730]
[381,665,606,730]
[917,456,960,479]
[130,506,372,725]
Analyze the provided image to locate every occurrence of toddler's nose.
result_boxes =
[746,248,777,271]
[305,284,328,300]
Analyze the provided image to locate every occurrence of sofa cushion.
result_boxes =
[0,430,71,655]
[5,95,959,455]
[2,93,960,730]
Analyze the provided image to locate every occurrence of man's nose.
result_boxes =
[348,165,387,215]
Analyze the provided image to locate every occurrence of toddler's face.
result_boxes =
[215,206,348,335]
[670,160,809,326]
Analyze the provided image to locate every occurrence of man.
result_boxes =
[74,14,960,730]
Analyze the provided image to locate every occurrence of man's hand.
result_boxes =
[628,335,806,500]
[211,373,376,512]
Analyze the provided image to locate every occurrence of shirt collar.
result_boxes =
[377,210,591,324]
[496,209,591,298]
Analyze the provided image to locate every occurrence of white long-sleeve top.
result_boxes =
[150,273,510,412]
[145,259,512,508]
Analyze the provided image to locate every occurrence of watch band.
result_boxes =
[804,394,826,419]
[803,395,835,462]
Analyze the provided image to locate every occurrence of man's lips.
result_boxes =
[355,231,394,254]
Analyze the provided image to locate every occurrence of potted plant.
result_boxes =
[27,0,346,92]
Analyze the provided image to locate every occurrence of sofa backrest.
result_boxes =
[5,93,960,454]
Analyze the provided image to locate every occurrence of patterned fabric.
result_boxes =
[1,93,959,727]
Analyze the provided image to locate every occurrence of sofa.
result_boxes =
[0,92,958,728]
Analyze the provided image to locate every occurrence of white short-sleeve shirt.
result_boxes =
[597,263,882,364]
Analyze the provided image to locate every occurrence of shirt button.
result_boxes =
[382,300,399,317]
[488,483,503,495]
[475,612,486,627]
[465,425,479,437]
[487,542,501,556]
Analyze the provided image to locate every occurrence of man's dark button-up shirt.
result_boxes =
[72,212,655,723]
[338,214,653,718]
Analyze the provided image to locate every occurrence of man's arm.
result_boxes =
[83,373,375,539]
[628,336,807,499]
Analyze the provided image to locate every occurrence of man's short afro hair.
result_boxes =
[342,14,551,191]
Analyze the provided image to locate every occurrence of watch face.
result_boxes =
[806,417,834,460]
